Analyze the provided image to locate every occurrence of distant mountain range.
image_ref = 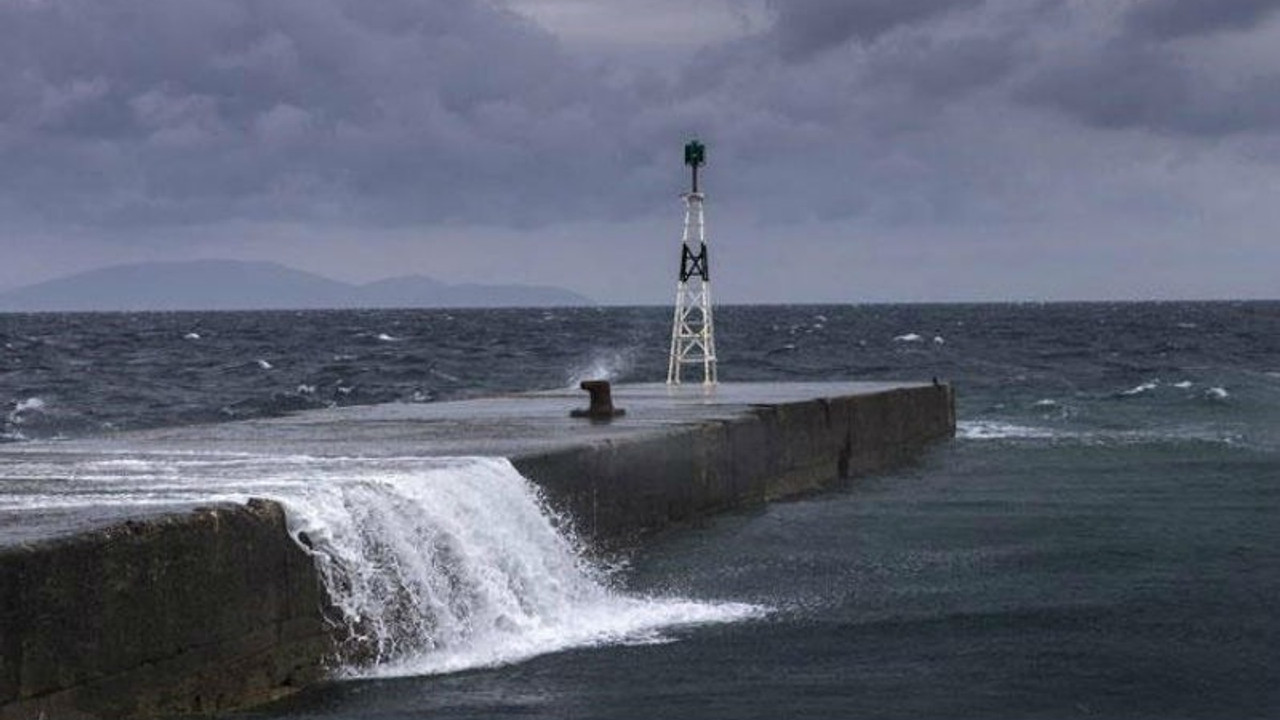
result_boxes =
[0,260,593,311]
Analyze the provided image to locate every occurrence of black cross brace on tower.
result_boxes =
[680,243,709,282]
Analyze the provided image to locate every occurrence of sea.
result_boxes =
[1,302,1277,719]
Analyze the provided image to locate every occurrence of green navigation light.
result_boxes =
[684,140,705,168]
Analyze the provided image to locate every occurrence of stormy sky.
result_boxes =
[2,0,1278,303]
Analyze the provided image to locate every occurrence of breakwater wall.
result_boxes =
[515,384,956,545]
[0,500,332,720]
[0,382,954,718]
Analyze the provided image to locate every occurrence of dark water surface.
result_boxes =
[2,303,1278,718]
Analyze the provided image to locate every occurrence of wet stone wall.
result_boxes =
[0,500,334,719]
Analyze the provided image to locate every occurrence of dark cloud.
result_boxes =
[764,0,985,61]
[1015,42,1194,133]
[1,1,1278,301]
[0,0,658,229]
[1124,0,1280,40]
[865,32,1024,101]
[1015,30,1280,137]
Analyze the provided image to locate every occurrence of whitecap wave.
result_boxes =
[1120,380,1159,396]
[11,397,46,417]
[958,420,1246,448]
[893,333,922,343]
[957,421,1059,440]
[6,397,48,437]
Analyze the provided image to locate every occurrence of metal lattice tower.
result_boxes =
[667,140,717,385]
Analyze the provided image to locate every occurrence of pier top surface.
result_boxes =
[0,382,928,544]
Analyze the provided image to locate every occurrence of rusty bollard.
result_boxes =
[570,380,626,420]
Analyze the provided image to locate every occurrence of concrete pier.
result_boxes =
[0,501,331,719]
[0,381,954,718]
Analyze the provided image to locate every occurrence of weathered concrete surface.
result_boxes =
[515,383,956,544]
[0,501,333,720]
[0,381,955,718]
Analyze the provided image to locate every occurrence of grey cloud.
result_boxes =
[1016,42,1193,133]
[865,32,1024,101]
[1015,35,1280,137]
[1008,1,1280,138]
[1124,0,1280,40]
[0,0,659,230]
[2,0,1279,304]
[764,0,986,61]
[662,3,1030,225]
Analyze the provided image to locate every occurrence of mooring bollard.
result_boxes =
[571,380,626,420]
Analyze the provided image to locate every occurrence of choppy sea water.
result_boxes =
[1,302,1278,718]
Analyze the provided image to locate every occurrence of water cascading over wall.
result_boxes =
[0,454,761,718]
[282,457,759,677]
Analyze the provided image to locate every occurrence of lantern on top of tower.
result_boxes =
[684,140,706,193]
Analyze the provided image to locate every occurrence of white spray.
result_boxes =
[0,453,764,678]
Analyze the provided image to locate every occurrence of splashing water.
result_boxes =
[0,453,764,677]
[285,456,765,676]
[566,348,637,387]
